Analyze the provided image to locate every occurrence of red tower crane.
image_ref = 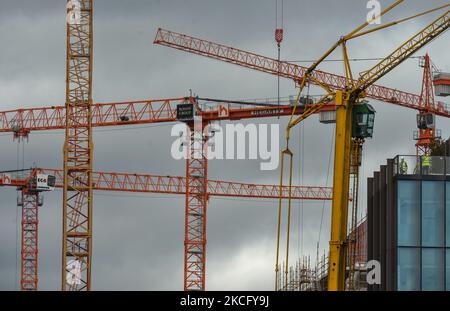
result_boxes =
[0,97,336,291]
[153,28,449,118]
[0,97,336,134]
[414,54,442,157]
[1,168,334,291]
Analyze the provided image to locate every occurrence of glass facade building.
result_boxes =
[397,180,448,291]
[368,156,450,291]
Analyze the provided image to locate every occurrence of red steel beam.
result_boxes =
[19,190,40,291]
[1,168,334,292]
[0,169,334,201]
[183,122,208,291]
[0,98,336,134]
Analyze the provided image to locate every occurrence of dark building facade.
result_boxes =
[367,156,450,291]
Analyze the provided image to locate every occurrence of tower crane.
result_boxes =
[153,27,449,117]
[414,54,444,157]
[0,95,336,291]
[9,0,446,292]
[282,3,449,291]
[63,0,94,291]
[0,97,336,136]
[154,2,450,291]
[1,0,392,292]
[0,168,334,290]
[0,170,56,291]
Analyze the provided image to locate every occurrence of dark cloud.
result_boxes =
[0,0,449,290]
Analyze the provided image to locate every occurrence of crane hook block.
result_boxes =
[275,29,284,45]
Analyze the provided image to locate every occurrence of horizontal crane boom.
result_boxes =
[0,168,335,201]
[154,28,450,117]
[0,98,336,135]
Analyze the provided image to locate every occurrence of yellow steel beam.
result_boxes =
[355,9,449,92]
[328,91,353,291]
[347,4,450,40]
[275,148,293,291]
[274,1,449,292]
[344,0,404,40]
[62,0,94,291]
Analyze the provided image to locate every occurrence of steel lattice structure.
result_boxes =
[0,97,336,292]
[1,169,335,201]
[1,168,336,290]
[416,54,438,157]
[0,98,336,134]
[62,0,94,291]
[153,12,450,290]
[0,96,336,291]
[153,28,450,118]
[19,190,41,291]
[184,121,208,291]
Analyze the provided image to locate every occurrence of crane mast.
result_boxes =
[62,0,94,291]
[184,119,209,291]
[415,54,440,157]
[19,189,42,291]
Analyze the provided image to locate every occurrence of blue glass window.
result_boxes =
[422,181,445,247]
[422,248,444,291]
[447,182,450,248]
[398,181,420,246]
[397,248,420,291]
[397,180,450,291]
[447,249,450,291]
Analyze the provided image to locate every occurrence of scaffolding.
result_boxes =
[278,218,368,291]
[276,256,320,291]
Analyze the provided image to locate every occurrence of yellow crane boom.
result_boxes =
[275,2,449,291]
[318,8,449,291]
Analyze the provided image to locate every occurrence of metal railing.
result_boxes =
[393,155,450,177]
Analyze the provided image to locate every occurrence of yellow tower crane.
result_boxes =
[62,0,94,291]
[275,1,449,291]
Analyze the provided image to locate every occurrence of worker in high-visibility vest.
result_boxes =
[422,155,431,175]
[400,158,408,175]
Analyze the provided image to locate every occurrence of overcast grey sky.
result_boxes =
[0,0,449,291]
